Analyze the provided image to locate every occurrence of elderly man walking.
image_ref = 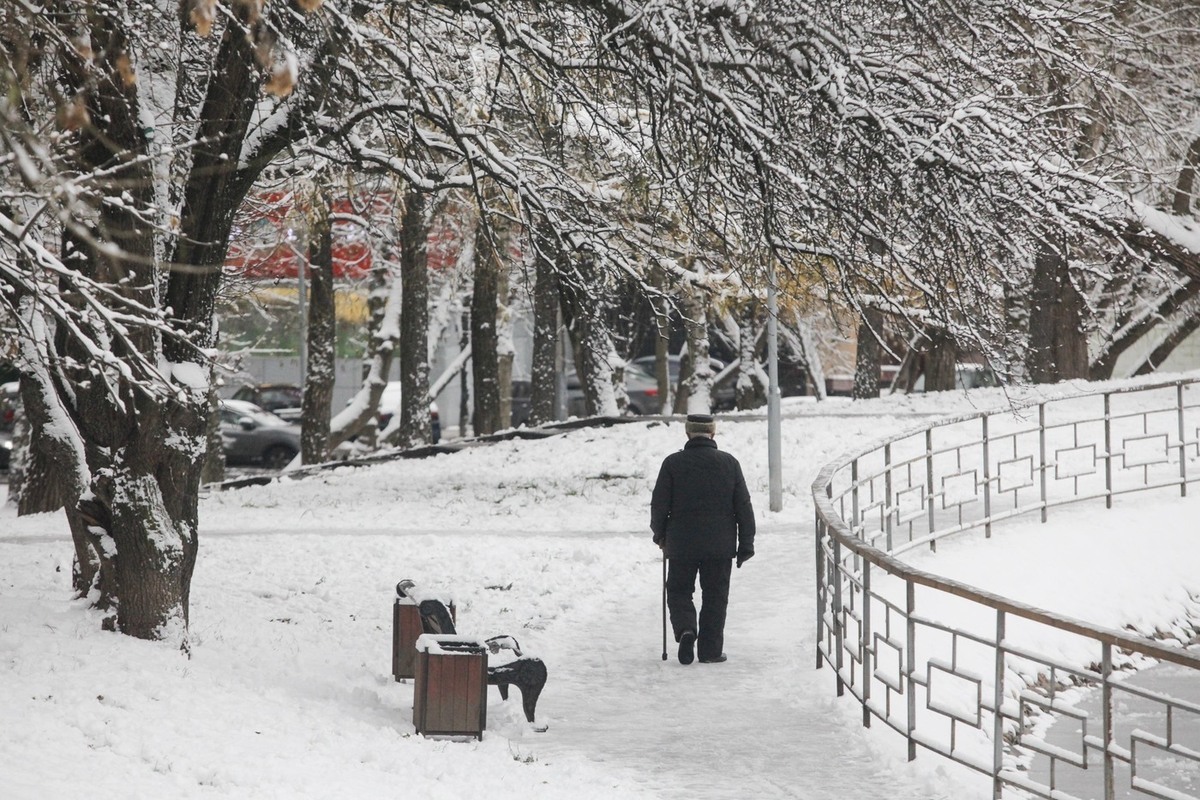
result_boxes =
[651,414,756,664]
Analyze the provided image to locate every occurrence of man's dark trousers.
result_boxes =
[666,557,733,661]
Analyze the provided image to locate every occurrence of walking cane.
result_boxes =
[661,551,668,660]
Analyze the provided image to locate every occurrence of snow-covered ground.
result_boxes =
[2,378,1197,800]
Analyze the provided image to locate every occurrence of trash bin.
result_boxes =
[393,580,454,681]
[412,634,489,739]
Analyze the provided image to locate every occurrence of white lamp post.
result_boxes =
[767,260,782,512]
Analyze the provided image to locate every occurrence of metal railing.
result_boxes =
[813,379,1200,800]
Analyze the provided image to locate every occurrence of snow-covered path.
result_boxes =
[531,520,962,800]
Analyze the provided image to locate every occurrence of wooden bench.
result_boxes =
[393,579,549,731]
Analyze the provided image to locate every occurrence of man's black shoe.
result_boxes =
[699,653,728,663]
[678,630,696,665]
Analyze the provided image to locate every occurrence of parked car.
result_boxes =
[231,383,303,422]
[630,354,736,410]
[566,362,662,416]
[377,382,441,443]
[218,399,303,470]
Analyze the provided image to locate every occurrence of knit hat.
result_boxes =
[685,414,716,435]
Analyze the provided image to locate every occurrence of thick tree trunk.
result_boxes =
[471,217,502,436]
[529,222,561,426]
[302,181,335,464]
[396,188,432,447]
[560,268,618,416]
[16,229,86,517]
[49,6,201,642]
[924,328,958,392]
[1027,239,1089,383]
[13,1,332,647]
[852,308,884,400]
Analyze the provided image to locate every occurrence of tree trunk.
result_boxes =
[924,328,958,392]
[529,221,561,426]
[1172,136,1200,218]
[302,179,335,465]
[15,229,82,517]
[1027,239,1089,383]
[560,267,618,416]
[654,336,672,413]
[331,236,399,450]
[735,298,767,410]
[471,216,502,436]
[852,308,884,400]
[459,310,471,435]
[789,312,827,400]
[396,187,432,448]
[497,251,514,431]
[652,272,674,414]
[678,284,713,415]
[199,385,225,485]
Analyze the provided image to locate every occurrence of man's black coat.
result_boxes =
[650,436,755,560]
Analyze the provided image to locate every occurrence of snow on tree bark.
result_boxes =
[1028,239,1089,383]
[677,282,713,415]
[852,309,884,401]
[530,218,562,426]
[471,213,503,436]
[396,187,432,448]
[735,299,767,411]
[302,176,336,465]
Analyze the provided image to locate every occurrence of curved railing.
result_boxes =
[813,378,1200,800]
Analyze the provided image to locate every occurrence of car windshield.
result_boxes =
[221,402,289,428]
[626,363,655,380]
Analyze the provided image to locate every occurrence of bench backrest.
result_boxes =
[418,599,458,636]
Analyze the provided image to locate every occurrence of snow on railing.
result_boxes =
[813,378,1200,800]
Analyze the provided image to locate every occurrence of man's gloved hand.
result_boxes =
[653,535,664,549]
[736,550,754,568]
